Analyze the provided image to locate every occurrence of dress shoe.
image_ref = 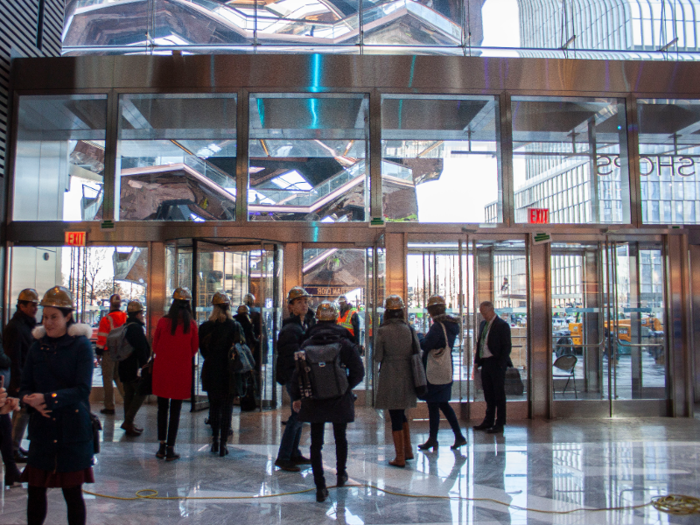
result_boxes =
[291,454,311,465]
[316,487,329,502]
[336,472,348,487]
[211,438,219,454]
[274,459,300,472]
[486,425,504,434]
[13,450,28,464]
[120,423,143,436]
[472,423,492,431]
[100,408,115,415]
[219,443,229,457]
[451,436,467,449]
[155,443,167,459]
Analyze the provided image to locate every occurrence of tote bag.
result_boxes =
[426,323,453,385]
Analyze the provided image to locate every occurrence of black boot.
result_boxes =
[418,437,438,451]
[211,436,219,454]
[155,442,167,459]
[165,446,180,462]
[316,486,329,502]
[219,427,229,457]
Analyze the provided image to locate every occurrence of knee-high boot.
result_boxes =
[389,430,405,468]
[402,421,414,461]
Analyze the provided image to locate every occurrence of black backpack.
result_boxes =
[295,343,348,401]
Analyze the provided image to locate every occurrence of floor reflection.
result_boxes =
[1,405,699,524]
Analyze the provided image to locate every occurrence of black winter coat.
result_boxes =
[3,309,37,396]
[199,318,244,396]
[19,324,94,473]
[234,313,259,364]
[290,323,365,424]
[474,315,513,370]
[275,310,315,386]
[420,314,460,403]
[118,318,151,383]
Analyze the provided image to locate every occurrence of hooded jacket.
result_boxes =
[19,323,94,473]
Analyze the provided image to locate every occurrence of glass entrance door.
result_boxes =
[405,238,529,409]
[166,239,283,411]
[550,240,667,415]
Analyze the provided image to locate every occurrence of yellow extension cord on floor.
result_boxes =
[81,486,700,516]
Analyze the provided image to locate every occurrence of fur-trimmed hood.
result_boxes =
[32,323,92,340]
[431,313,460,324]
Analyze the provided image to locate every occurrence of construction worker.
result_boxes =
[336,295,361,346]
[95,294,127,415]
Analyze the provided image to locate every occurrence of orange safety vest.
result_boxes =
[337,308,357,335]
[96,310,127,350]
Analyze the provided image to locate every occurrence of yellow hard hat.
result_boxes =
[18,288,39,303]
[287,287,310,304]
[127,300,143,313]
[316,301,338,321]
[237,304,250,315]
[385,295,405,310]
[244,293,256,305]
[427,295,446,307]
[40,286,74,309]
[172,287,192,301]
[212,292,230,305]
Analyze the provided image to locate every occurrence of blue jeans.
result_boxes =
[276,384,304,461]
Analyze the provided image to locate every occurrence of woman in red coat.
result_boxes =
[152,288,198,461]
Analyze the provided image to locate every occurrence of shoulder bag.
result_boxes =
[408,326,428,397]
[426,323,453,385]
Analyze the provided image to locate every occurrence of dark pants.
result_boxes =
[122,380,146,426]
[388,409,407,432]
[276,383,304,462]
[208,393,234,441]
[28,485,85,525]
[157,397,183,446]
[481,358,507,427]
[0,414,18,474]
[12,406,29,451]
[427,402,462,439]
[310,422,348,490]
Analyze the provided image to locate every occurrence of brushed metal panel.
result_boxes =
[691,244,700,404]
[529,239,550,419]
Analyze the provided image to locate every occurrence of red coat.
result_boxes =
[152,317,199,400]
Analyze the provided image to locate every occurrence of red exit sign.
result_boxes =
[528,208,549,224]
[65,231,87,246]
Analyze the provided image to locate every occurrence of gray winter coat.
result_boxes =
[374,319,419,410]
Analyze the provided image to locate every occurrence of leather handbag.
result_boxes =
[408,326,427,397]
[89,412,102,454]
[426,323,453,385]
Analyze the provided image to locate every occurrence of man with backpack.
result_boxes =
[96,294,127,414]
[290,301,365,503]
[114,301,151,436]
[274,287,315,472]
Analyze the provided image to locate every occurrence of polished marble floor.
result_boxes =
[2,403,700,524]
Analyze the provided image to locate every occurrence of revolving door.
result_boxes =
[165,239,283,411]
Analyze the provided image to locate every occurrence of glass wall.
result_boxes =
[63,0,700,60]
[13,95,107,221]
[511,96,630,224]
[382,95,501,223]
[117,94,237,221]
[248,94,368,222]
[637,98,700,224]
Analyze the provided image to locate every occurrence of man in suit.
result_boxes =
[473,301,512,434]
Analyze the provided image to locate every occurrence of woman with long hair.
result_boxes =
[199,292,244,456]
[375,295,420,467]
[19,286,94,525]
[418,295,466,451]
[152,288,198,461]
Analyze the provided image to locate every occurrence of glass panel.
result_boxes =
[302,247,369,387]
[512,96,630,224]
[637,98,700,224]
[9,245,148,388]
[117,94,238,221]
[382,95,500,223]
[249,94,368,221]
[610,243,667,401]
[13,95,108,221]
